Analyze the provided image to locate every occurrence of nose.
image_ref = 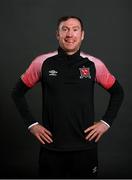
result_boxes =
[66,30,73,37]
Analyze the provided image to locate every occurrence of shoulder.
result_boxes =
[21,51,58,88]
[31,51,58,66]
[80,51,105,68]
[80,52,116,89]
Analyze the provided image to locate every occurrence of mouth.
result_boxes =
[64,39,75,44]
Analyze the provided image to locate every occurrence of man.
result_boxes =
[12,16,124,178]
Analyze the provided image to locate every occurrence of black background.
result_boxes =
[0,0,131,178]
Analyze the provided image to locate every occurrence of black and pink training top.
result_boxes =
[12,47,124,151]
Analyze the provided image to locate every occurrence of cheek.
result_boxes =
[74,32,83,39]
[75,36,83,42]
[59,31,67,37]
[59,34,66,42]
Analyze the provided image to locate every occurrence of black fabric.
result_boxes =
[58,46,81,60]
[102,80,124,126]
[38,147,98,179]
[40,48,97,151]
[11,48,124,151]
[11,79,36,127]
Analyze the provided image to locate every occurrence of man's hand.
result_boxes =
[29,124,53,144]
[84,121,109,142]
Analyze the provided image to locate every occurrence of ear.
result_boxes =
[56,30,59,40]
[81,30,85,41]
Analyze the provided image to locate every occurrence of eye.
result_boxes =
[62,27,68,32]
[73,28,78,32]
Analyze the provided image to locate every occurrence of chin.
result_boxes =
[65,48,76,53]
[64,46,77,51]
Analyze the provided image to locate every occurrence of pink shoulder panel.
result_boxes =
[21,50,115,90]
[81,52,116,89]
[21,51,57,88]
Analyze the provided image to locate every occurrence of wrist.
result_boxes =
[100,120,110,128]
[28,122,39,130]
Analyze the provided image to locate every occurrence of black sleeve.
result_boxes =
[102,80,124,126]
[11,79,37,128]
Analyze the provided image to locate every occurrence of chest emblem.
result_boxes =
[79,66,91,79]
[48,70,58,76]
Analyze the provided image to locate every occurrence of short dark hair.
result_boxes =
[57,16,84,31]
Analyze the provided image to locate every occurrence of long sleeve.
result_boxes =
[11,52,57,128]
[102,80,124,126]
[11,79,37,128]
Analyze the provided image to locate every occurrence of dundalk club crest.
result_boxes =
[79,66,91,79]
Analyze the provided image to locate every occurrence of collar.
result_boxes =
[58,47,81,61]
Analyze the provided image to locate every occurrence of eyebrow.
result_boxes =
[62,25,80,29]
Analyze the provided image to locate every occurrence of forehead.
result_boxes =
[59,18,81,28]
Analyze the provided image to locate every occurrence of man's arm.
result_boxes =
[84,80,124,142]
[11,53,56,144]
[11,78,53,144]
[102,80,124,126]
[81,53,124,142]
[11,78,36,127]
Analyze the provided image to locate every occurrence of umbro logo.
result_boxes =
[48,70,58,76]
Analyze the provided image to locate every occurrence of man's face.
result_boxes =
[56,18,84,55]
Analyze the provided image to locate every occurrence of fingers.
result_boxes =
[84,121,109,142]
[95,134,101,142]
[36,134,45,144]
[44,128,53,137]
[35,131,53,144]
[40,131,53,143]
[30,124,53,144]
[84,124,96,133]
[85,129,102,142]
[85,129,97,140]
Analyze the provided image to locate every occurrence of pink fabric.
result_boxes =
[21,50,115,90]
[81,52,116,89]
[21,51,57,88]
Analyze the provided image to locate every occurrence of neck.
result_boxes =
[63,48,79,55]
[66,52,76,55]
[58,47,80,57]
